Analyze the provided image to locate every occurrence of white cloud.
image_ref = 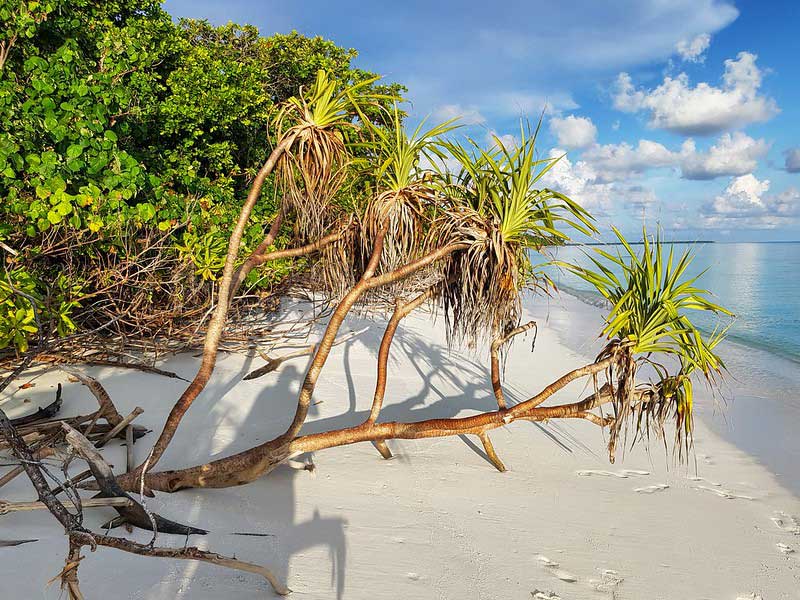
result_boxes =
[710,173,769,212]
[486,130,518,150]
[549,115,597,149]
[700,176,800,229]
[538,148,660,217]
[470,1,737,70]
[495,91,578,117]
[432,103,486,125]
[680,132,770,180]
[577,132,768,181]
[771,187,800,218]
[613,52,779,135]
[582,139,676,180]
[785,148,800,173]
[539,149,612,212]
[676,33,711,62]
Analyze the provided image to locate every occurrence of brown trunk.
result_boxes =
[138,135,296,473]
[112,243,466,493]
[229,210,285,299]
[368,289,435,424]
[117,359,616,493]
[490,321,537,410]
[273,236,465,449]
[230,221,350,299]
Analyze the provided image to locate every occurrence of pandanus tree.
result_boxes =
[138,70,385,474]
[563,228,731,460]
[110,71,731,495]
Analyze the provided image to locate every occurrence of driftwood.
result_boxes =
[94,407,143,448]
[58,367,124,426]
[61,423,207,536]
[0,497,133,514]
[0,403,288,597]
[8,383,63,426]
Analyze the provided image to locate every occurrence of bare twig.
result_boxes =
[243,326,368,380]
[62,423,206,536]
[0,497,133,514]
[95,407,143,448]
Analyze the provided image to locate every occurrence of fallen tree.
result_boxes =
[1,70,732,597]
[104,80,731,494]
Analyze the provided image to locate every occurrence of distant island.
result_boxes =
[567,240,716,246]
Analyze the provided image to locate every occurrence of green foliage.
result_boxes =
[0,266,81,353]
[567,227,731,371]
[432,121,596,343]
[564,227,732,456]
[0,1,401,353]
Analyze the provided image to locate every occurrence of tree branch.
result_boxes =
[490,321,536,409]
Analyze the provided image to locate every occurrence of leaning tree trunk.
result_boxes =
[113,239,468,492]
[115,357,623,493]
[139,134,298,474]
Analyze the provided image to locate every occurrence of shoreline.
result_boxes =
[1,298,799,598]
[543,287,800,498]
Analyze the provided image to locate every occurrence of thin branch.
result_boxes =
[490,321,536,409]
[243,327,367,381]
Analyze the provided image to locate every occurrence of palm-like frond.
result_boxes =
[276,70,394,239]
[433,121,596,344]
[360,105,459,272]
[564,227,733,460]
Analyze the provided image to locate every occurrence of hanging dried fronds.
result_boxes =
[565,227,733,460]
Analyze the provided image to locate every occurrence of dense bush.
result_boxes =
[0,0,403,354]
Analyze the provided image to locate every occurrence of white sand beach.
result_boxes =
[2,294,799,599]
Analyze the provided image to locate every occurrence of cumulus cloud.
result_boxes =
[538,148,660,216]
[582,140,676,180]
[539,149,612,212]
[784,148,800,173]
[578,132,768,181]
[676,33,711,62]
[699,176,800,229]
[709,174,769,212]
[432,103,486,125]
[549,115,598,149]
[680,132,769,180]
[486,130,518,150]
[613,52,779,135]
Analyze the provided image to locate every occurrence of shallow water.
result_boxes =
[533,242,800,496]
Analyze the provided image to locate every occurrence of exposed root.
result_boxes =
[478,433,506,472]
[372,440,393,460]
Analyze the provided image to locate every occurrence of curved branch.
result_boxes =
[368,289,435,424]
[140,134,296,473]
[490,321,537,409]
[113,363,620,493]
[229,211,285,298]
[89,534,290,595]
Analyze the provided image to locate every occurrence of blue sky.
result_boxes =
[164,0,800,241]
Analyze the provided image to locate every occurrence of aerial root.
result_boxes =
[372,439,393,460]
[478,432,506,472]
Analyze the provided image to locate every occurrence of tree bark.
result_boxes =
[114,360,617,493]
[490,321,537,409]
[140,135,296,473]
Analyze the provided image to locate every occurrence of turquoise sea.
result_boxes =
[546,242,800,495]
